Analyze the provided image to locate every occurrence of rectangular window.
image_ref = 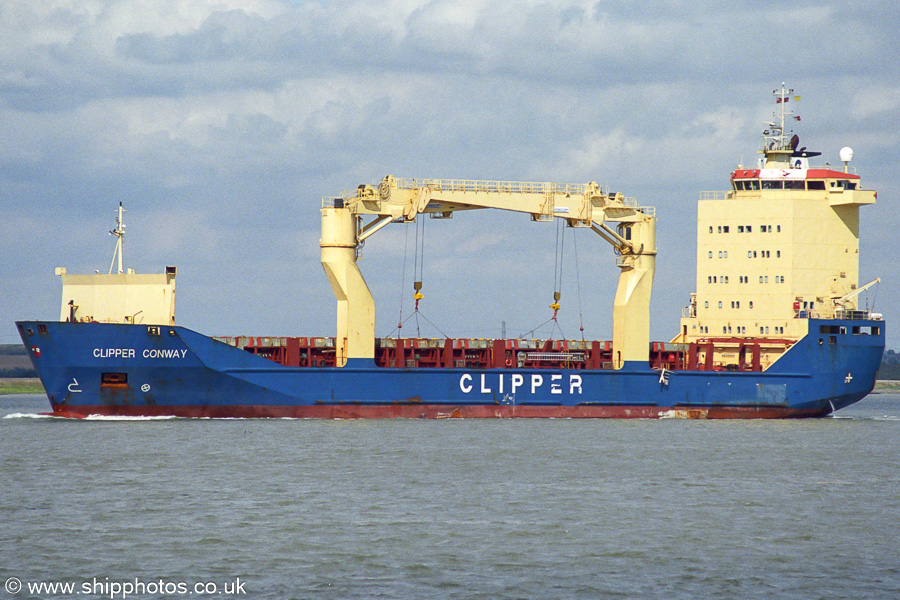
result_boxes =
[747,226,752,233]
[808,180,826,190]
[101,372,128,387]
[723,226,730,233]
[738,225,745,233]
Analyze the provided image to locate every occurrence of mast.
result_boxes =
[761,82,796,167]
[109,202,125,275]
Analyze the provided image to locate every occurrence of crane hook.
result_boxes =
[550,291,561,319]
[413,281,424,310]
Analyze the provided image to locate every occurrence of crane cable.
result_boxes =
[518,218,570,340]
[550,218,565,320]
[572,227,586,341]
[395,222,410,333]
[390,216,447,339]
[413,216,425,310]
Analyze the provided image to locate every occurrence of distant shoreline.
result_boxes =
[874,380,900,392]
[0,378,44,395]
[4,377,900,397]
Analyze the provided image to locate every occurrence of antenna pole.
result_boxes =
[109,202,125,275]
[778,82,786,144]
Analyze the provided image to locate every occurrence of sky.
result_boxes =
[2,0,899,349]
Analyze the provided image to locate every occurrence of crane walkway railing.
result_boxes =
[328,178,655,216]
[394,178,599,197]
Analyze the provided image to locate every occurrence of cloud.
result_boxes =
[1,0,899,348]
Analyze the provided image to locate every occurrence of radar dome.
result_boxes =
[839,147,854,162]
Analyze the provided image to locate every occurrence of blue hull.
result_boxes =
[16,319,884,418]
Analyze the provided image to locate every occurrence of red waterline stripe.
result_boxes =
[50,404,829,420]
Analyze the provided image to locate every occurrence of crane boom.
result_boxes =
[834,277,881,308]
[321,175,657,368]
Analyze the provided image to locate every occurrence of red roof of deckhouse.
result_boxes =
[730,168,860,181]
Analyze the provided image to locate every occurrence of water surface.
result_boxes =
[2,393,898,599]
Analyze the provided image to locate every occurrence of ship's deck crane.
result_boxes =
[321,176,657,369]
[833,277,880,311]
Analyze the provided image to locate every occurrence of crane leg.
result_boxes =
[320,205,375,366]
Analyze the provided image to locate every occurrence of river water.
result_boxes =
[1,393,898,599]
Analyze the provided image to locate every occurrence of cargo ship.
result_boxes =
[17,86,885,418]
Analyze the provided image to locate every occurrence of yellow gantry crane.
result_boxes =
[321,176,657,369]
